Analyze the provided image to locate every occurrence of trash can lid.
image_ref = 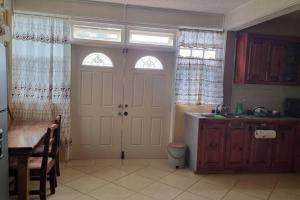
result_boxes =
[168,143,186,149]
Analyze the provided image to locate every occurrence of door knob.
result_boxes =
[118,104,123,108]
[124,104,128,108]
[123,112,128,116]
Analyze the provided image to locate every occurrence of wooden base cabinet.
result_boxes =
[191,118,299,173]
[225,122,249,171]
[198,121,226,172]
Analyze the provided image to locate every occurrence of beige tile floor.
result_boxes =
[9,159,300,200]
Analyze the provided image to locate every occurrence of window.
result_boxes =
[129,29,175,47]
[179,47,216,59]
[82,53,113,67]
[135,56,163,70]
[72,24,122,43]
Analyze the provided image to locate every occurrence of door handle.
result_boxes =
[124,104,128,108]
[118,104,123,108]
[118,112,123,116]
[123,112,128,116]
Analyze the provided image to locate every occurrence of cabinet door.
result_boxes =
[246,37,270,83]
[198,122,226,171]
[272,124,295,171]
[267,41,287,82]
[225,122,248,171]
[249,124,273,171]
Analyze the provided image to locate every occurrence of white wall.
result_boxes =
[225,0,300,30]
[13,0,224,29]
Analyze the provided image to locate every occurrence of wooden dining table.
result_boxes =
[8,120,52,200]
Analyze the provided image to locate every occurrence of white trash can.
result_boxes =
[167,143,187,168]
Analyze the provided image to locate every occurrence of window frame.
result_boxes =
[71,20,125,45]
[134,55,164,71]
[127,26,176,48]
[82,52,114,68]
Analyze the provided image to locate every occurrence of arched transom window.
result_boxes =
[135,56,163,70]
[82,52,113,67]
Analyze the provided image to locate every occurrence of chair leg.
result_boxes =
[49,168,56,194]
[56,154,60,177]
[39,174,47,200]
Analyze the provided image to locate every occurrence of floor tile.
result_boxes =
[148,159,176,172]
[95,159,122,167]
[173,168,201,181]
[64,175,109,193]
[115,164,145,173]
[269,189,300,200]
[88,183,134,200]
[114,174,154,191]
[232,181,273,200]
[125,193,156,200]
[90,167,129,181]
[66,160,95,166]
[57,167,85,184]
[70,165,108,174]
[141,182,182,200]
[47,185,82,200]
[174,192,211,200]
[223,190,262,200]
[134,167,171,180]
[160,174,197,190]
[238,174,278,187]
[201,174,239,187]
[122,159,149,166]
[188,180,230,200]
[73,194,98,200]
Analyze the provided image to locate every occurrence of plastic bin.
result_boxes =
[167,143,187,168]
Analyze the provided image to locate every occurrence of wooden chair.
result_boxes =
[32,115,62,176]
[10,124,59,200]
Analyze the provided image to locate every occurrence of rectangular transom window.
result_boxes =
[179,47,216,59]
[72,24,122,43]
[129,29,175,47]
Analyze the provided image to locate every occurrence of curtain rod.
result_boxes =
[13,10,71,20]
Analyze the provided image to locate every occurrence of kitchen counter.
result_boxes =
[184,112,300,173]
[185,112,300,121]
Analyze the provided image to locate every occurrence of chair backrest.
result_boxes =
[54,115,61,147]
[41,124,58,175]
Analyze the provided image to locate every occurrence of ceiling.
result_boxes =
[86,0,252,14]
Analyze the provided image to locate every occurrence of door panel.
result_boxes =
[247,38,269,82]
[71,46,124,159]
[225,123,248,171]
[123,50,174,158]
[268,41,287,82]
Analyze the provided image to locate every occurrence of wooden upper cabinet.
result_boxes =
[267,41,288,82]
[235,32,300,85]
[246,37,270,83]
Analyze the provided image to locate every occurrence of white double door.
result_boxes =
[71,45,174,159]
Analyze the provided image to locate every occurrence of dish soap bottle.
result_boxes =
[235,100,245,114]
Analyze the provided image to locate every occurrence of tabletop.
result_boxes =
[8,120,51,154]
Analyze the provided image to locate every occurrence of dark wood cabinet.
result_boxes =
[198,122,226,171]
[268,41,287,82]
[247,37,270,82]
[235,32,300,85]
[191,118,299,173]
[225,122,249,171]
[271,124,295,171]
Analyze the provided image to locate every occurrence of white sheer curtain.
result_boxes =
[175,29,225,105]
[11,13,71,152]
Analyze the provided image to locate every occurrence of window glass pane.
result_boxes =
[192,49,204,58]
[204,49,216,59]
[129,30,174,46]
[73,25,122,42]
[82,53,113,67]
[179,48,191,57]
[135,56,163,70]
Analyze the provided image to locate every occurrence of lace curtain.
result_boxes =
[175,29,224,105]
[11,13,71,148]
